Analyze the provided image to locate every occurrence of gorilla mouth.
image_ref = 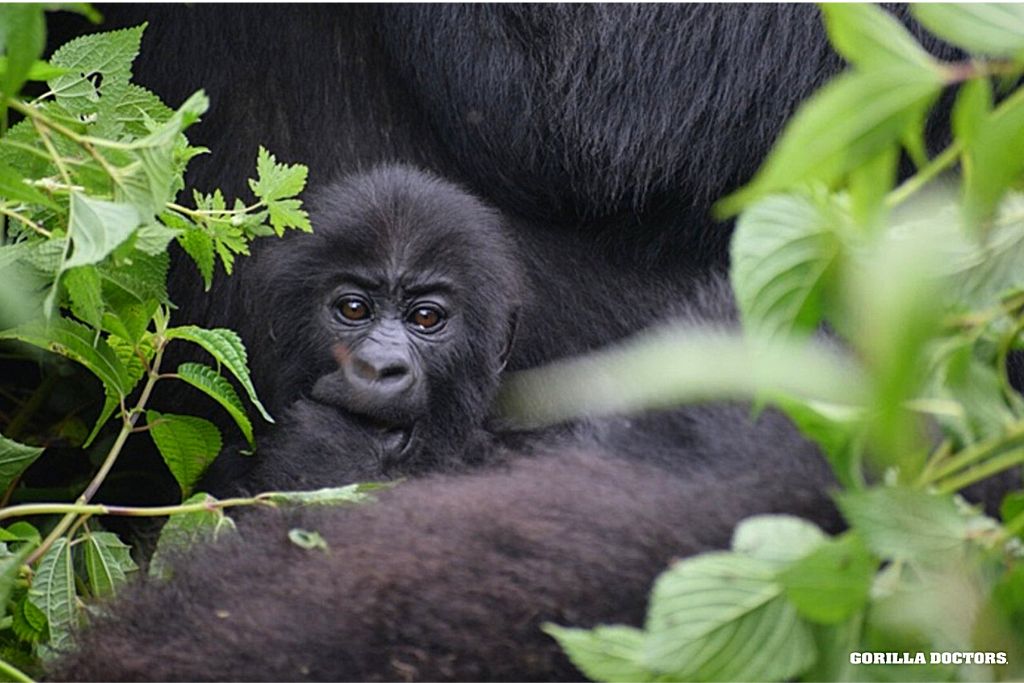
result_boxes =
[317,401,415,460]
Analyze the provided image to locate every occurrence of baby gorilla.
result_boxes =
[204,166,522,493]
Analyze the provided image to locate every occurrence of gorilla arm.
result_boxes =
[51,447,838,682]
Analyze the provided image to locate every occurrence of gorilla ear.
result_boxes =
[498,308,520,373]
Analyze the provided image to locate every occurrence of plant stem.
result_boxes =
[0,657,33,683]
[935,447,1024,494]
[886,142,962,208]
[0,496,269,523]
[925,421,1024,484]
[0,206,51,238]
[26,339,168,565]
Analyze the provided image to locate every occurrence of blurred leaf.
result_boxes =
[0,57,68,83]
[164,326,273,422]
[643,553,815,681]
[66,192,140,269]
[730,193,840,339]
[0,5,46,99]
[543,625,652,683]
[500,327,866,427]
[731,514,827,567]
[913,4,1024,58]
[952,79,993,149]
[779,533,877,624]
[962,89,1024,231]
[287,529,328,552]
[146,410,222,498]
[82,531,137,598]
[148,493,236,581]
[821,4,936,72]
[718,66,942,215]
[0,435,43,494]
[770,395,864,489]
[134,222,181,256]
[27,538,76,655]
[0,162,59,209]
[0,542,33,625]
[837,488,968,565]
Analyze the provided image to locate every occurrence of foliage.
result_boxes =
[0,5,348,677]
[536,4,1024,681]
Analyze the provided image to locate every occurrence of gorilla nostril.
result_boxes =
[377,363,409,382]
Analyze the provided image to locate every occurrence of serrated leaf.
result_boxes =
[718,67,942,216]
[0,5,46,99]
[837,488,968,565]
[66,192,140,269]
[779,533,877,624]
[820,4,936,72]
[267,198,311,235]
[64,266,104,329]
[730,193,840,339]
[177,227,214,290]
[260,482,389,507]
[731,515,826,567]
[913,4,1024,59]
[149,493,236,581]
[82,532,137,598]
[27,538,76,655]
[147,410,222,498]
[250,147,308,202]
[134,222,181,256]
[98,249,169,307]
[0,434,43,494]
[643,553,815,681]
[21,238,66,276]
[114,83,172,137]
[164,325,273,422]
[47,23,143,119]
[0,162,59,209]
[177,362,253,445]
[11,596,48,644]
[544,625,652,683]
[0,317,129,397]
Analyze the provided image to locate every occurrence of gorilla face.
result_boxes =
[244,165,523,475]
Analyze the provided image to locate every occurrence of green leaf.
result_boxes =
[0,57,69,83]
[177,226,215,290]
[643,553,815,681]
[267,198,311,236]
[0,542,33,625]
[11,595,48,644]
[64,266,104,329]
[500,328,866,427]
[47,23,144,119]
[82,531,137,598]
[66,192,140,269]
[962,89,1024,230]
[0,162,59,210]
[779,533,877,624]
[27,538,77,655]
[0,434,43,495]
[147,410,222,498]
[837,488,968,565]
[913,4,1024,58]
[149,493,236,581]
[0,317,129,397]
[731,515,827,567]
[0,522,40,546]
[820,4,936,72]
[544,625,652,683]
[730,193,841,339]
[952,79,992,149]
[260,483,390,507]
[0,5,46,99]
[769,395,864,489]
[717,67,942,216]
[287,529,328,552]
[1001,491,1024,535]
[250,147,308,202]
[134,222,181,256]
[176,362,253,445]
[164,326,273,422]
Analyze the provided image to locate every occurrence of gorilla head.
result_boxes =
[213,166,523,490]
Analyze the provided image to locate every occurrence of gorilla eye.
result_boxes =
[408,304,446,332]
[335,296,372,324]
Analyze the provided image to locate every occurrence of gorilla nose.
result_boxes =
[348,353,415,394]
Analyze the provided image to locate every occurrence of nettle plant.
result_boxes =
[0,7,374,677]
[530,5,1024,682]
